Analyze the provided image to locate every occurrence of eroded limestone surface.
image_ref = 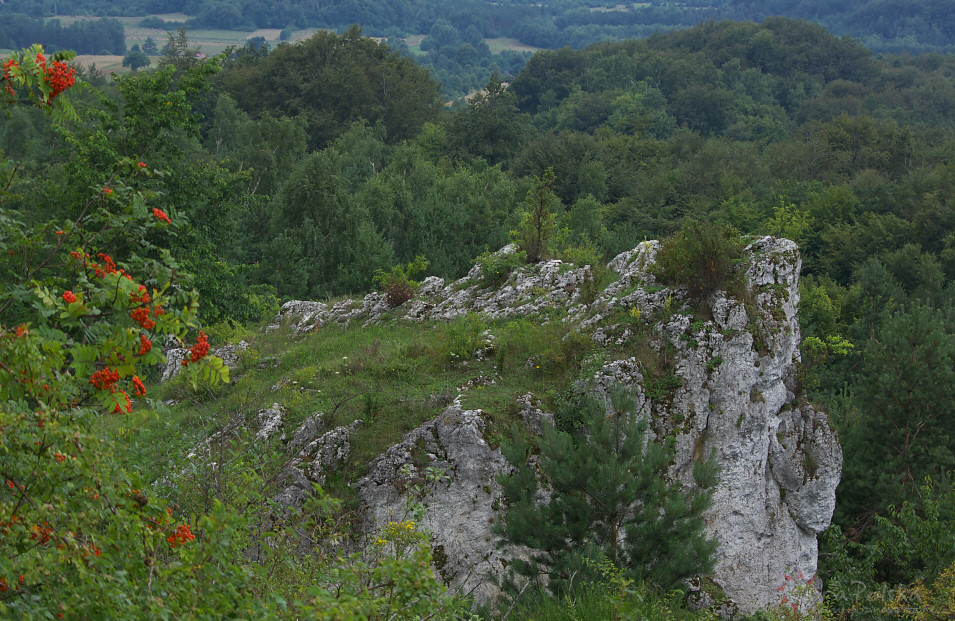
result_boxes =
[182,238,840,614]
[344,238,840,614]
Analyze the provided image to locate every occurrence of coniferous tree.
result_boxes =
[498,389,718,595]
[839,305,955,526]
[160,27,201,74]
[142,36,159,56]
[514,167,559,263]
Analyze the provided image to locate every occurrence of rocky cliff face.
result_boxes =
[355,399,519,604]
[579,237,842,612]
[186,237,842,615]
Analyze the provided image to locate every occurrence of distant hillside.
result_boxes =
[2,0,953,54]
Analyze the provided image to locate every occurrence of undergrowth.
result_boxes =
[97,269,759,620]
[104,311,608,525]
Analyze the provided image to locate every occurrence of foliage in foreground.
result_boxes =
[821,474,955,621]
[502,557,716,621]
[0,51,241,617]
[0,47,465,620]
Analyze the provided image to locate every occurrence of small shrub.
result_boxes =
[883,562,955,621]
[374,255,428,308]
[759,571,835,621]
[654,220,745,302]
[645,372,683,400]
[554,388,588,433]
[434,314,488,364]
[246,288,282,324]
[475,248,526,289]
[204,320,256,346]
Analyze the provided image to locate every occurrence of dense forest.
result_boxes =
[2,0,953,100]
[0,16,125,54]
[2,16,955,619]
[2,0,953,55]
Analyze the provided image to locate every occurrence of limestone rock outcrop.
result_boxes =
[195,238,841,615]
[355,400,520,603]
[269,244,594,334]
[580,237,841,612]
[336,238,840,614]
[274,417,361,512]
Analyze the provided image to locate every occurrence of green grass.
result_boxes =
[495,582,713,621]
[104,311,607,516]
[404,34,426,56]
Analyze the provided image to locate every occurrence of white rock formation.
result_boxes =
[355,401,520,603]
[161,340,248,382]
[269,244,595,334]
[340,237,840,615]
[274,418,361,511]
[581,236,841,612]
[180,238,843,615]
[255,403,285,441]
[161,347,188,382]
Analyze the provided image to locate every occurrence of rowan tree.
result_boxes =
[1,47,239,617]
[1,45,463,619]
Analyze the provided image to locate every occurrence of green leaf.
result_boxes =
[131,194,148,218]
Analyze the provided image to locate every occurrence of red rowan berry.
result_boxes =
[89,367,120,391]
[188,331,210,363]
[152,208,171,224]
[138,334,152,356]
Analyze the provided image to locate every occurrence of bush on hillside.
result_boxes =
[374,255,429,307]
[654,220,745,301]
